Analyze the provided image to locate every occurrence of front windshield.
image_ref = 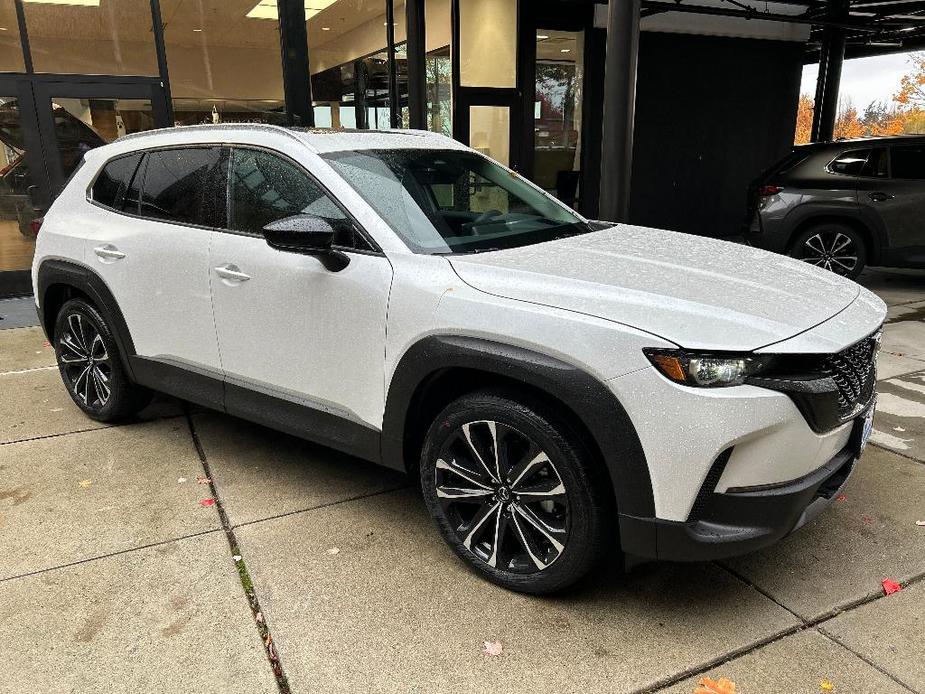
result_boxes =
[324,148,591,254]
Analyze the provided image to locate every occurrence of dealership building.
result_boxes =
[0,0,922,296]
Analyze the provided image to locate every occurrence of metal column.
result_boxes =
[278,0,313,126]
[405,0,427,129]
[811,0,848,142]
[599,0,641,223]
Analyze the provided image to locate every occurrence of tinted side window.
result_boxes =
[890,145,925,179]
[229,148,367,249]
[139,147,228,227]
[861,148,888,178]
[829,149,870,175]
[92,153,142,209]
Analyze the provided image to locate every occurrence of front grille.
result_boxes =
[821,333,879,418]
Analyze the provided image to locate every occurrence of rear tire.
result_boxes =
[790,223,866,280]
[53,298,152,422]
[420,390,611,594]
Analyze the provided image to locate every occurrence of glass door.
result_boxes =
[455,91,523,171]
[534,28,584,207]
[33,80,169,195]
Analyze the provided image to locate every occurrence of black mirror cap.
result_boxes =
[261,214,350,272]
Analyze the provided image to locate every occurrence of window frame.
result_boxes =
[223,144,382,255]
[87,151,144,212]
[825,148,872,178]
[86,143,231,233]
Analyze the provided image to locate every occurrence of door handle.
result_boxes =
[868,191,894,202]
[93,244,126,261]
[214,264,251,282]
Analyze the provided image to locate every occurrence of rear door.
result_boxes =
[856,144,925,259]
[86,146,227,396]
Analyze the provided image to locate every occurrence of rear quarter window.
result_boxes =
[828,149,870,176]
[91,153,143,209]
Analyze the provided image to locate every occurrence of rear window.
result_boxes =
[829,149,870,176]
[138,147,228,227]
[91,153,142,209]
[890,145,925,179]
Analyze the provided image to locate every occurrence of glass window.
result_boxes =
[308,0,396,131]
[22,0,157,75]
[829,149,870,176]
[459,0,516,88]
[469,106,510,166]
[890,145,925,180]
[0,96,36,274]
[0,1,26,72]
[163,0,285,125]
[424,0,451,135]
[535,29,584,206]
[229,147,366,249]
[861,148,888,178]
[47,98,156,184]
[91,153,142,209]
[325,148,590,255]
[139,148,228,227]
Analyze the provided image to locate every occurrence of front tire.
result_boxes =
[420,390,611,594]
[790,223,866,279]
[53,298,151,422]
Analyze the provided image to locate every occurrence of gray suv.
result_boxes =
[745,135,925,279]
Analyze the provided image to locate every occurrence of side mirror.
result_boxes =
[262,214,350,272]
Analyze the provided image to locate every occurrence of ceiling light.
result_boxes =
[247,0,336,20]
[0,27,7,31]
[560,48,571,53]
[321,26,330,30]
[22,0,100,5]
[193,28,203,32]
[536,34,549,40]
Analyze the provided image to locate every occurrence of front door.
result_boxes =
[209,146,393,454]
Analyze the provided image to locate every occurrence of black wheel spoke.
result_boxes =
[460,500,501,551]
[461,422,500,483]
[58,311,113,410]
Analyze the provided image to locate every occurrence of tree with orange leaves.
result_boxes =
[894,52,925,108]
[795,94,814,144]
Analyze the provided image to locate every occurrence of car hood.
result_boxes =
[448,225,861,351]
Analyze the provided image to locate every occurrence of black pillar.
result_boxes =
[150,0,174,124]
[405,0,427,129]
[599,0,641,222]
[810,0,847,142]
[355,59,369,129]
[278,0,313,126]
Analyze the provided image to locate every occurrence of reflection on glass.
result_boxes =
[22,0,157,75]
[0,1,25,72]
[308,0,399,130]
[534,29,583,207]
[459,0,516,88]
[0,97,37,273]
[48,98,155,181]
[163,0,285,125]
[469,105,510,167]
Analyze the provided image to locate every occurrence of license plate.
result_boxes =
[853,402,876,457]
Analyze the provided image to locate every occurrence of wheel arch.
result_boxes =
[36,259,137,380]
[381,335,655,520]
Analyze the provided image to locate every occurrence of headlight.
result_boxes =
[644,349,773,387]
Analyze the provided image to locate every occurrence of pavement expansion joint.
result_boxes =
[184,407,292,694]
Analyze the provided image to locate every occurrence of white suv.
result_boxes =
[32,125,885,594]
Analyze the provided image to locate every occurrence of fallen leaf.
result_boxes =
[820,679,835,691]
[483,640,503,656]
[862,514,875,525]
[199,498,215,507]
[233,555,242,562]
[197,476,211,485]
[78,479,92,489]
[43,340,50,347]
[835,494,847,502]
[882,579,902,596]
[177,477,187,484]
[695,677,736,694]
[894,426,906,432]
[915,520,925,527]
[326,547,340,555]
[255,612,264,624]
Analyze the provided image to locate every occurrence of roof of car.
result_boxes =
[109,123,467,155]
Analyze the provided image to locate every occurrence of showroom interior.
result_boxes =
[1,0,923,298]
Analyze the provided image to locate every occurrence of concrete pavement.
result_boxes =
[1,268,924,693]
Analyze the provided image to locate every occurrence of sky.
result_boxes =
[800,51,919,110]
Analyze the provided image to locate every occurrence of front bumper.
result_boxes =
[619,442,856,562]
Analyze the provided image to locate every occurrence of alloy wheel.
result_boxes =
[58,312,112,410]
[434,420,569,573]
[799,231,858,276]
